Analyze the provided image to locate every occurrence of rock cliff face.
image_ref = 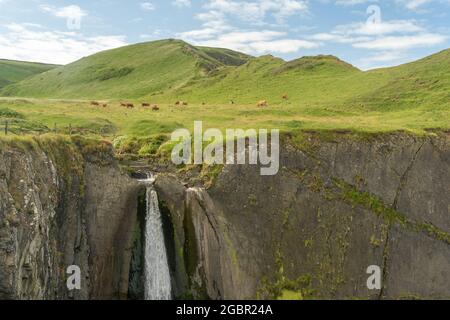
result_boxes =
[1,132,449,300]
[155,132,450,300]
[0,137,140,299]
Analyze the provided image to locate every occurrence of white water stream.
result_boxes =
[139,174,172,300]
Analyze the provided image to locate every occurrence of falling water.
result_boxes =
[140,174,172,300]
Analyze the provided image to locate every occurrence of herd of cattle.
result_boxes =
[90,101,162,111]
[90,95,289,110]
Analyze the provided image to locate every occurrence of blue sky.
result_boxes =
[0,0,449,69]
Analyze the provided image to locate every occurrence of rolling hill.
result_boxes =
[350,49,450,111]
[0,59,58,89]
[0,39,251,99]
[1,39,449,114]
[177,48,450,110]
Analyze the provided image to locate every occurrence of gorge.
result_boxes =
[0,130,449,300]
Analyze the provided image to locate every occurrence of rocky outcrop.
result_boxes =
[1,132,449,300]
[0,137,140,300]
[155,132,450,300]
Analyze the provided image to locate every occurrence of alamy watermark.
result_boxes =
[170,121,280,176]
[366,265,382,290]
[41,5,85,30]
[63,5,85,30]
[366,5,381,25]
[66,265,81,291]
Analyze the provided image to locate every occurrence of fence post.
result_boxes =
[54,123,57,134]
[4,120,8,135]
[69,123,72,135]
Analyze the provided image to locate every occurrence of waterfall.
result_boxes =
[140,174,172,300]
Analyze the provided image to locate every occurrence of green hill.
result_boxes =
[1,39,251,99]
[1,39,449,116]
[0,59,58,89]
[174,54,363,105]
[179,49,450,111]
[350,49,450,111]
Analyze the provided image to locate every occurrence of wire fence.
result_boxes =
[1,120,113,137]
[2,120,77,136]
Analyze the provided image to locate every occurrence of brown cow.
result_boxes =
[120,102,127,107]
[102,104,108,108]
[175,101,181,105]
[152,104,160,111]
[91,101,100,106]
[126,103,135,109]
[182,101,188,106]
[142,102,150,107]
[257,100,268,107]
[282,94,289,100]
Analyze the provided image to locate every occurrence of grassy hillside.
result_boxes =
[0,59,58,89]
[173,54,363,105]
[350,49,450,111]
[2,39,448,117]
[1,39,251,99]
[0,40,448,148]
[174,49,450,112]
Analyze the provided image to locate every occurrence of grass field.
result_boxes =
[0,94,447,137]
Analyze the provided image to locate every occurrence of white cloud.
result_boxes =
[353,33,447,50]
[40,4,87,20]
[308,19,427,46]
[175,0,315,56]
[333,20,424,36]
[178,29,319,55]
[0,23,127,64]
[335,0,378,6]
[408,0,432,9]
[395,0,450,11]
[356,50,408,70]
[172,0,191,8]
[204,0,309,24]
[140,2,155,11]
[40,4,87,30]
[308,12,448,69]
[397,0,432,10]
[363,51,406,63]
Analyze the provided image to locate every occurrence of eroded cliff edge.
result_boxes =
[0,136,140,299]
[155,132,450,300]
[1,132,449,300]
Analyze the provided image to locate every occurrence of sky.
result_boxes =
[0,0,449,70]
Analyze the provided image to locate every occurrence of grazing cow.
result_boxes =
[120,102,127,107]
[142,102,150,107]
[152,104,160,111]
[126,103,135,109]
[102,104,108,108]
[230,100,235,105]
[175,101,181,105]
[282,94,289,100]
[257,100,268,107]
[182,101,188,106]
[91,101,100,106]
